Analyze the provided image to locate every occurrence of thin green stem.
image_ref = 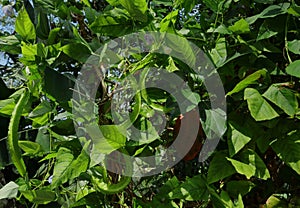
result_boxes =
[285,14,292,64]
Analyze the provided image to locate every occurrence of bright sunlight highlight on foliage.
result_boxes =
[0,0,299,207]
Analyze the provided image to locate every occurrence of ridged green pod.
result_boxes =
[92,173,131,194]
[91,149,132,194]
[7,88,29,177]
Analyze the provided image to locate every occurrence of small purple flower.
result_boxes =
[48,175,53,184]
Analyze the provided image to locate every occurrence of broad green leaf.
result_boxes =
[166,56,179,72]
[15,6,36,41]
[257,22,278,41]
[246,4,289,24]
[286,60,300,78]
[287,40,300,54]
[207,151,236,184]
[228,123,252,157]
[271,131,300,175]
[89,8,133,37]
[228,19,250,34]
[244,88,279,121]
[207,24,232,34]
[155,177,180,200]
[67,142,90,181]
[288,2,300,17]
[18,141,43,156]
[106,0,120,6]
[88,124,126,154]
[82,0,91,7]
[48,28,61,45]
[0,35,21,54]
[119,0,148,22]
[210,190,235,208]
[227,69,267,96]
[127,118,160,145]
[20,43,37,62]
[28,101,52,125]
[60,43,91,63]
[164,34,196,68]
[175,0,196,13]
[226,181,255,198]
[36,127,50,152]
[21,189,56,205]
[181,89,201,112]
[219,191,235,208]
[218,51,252,68]
[203,108,227,138]
[150,177,181,207]
[0,98,15,116]
[235,194,244,208]
[72,27,92,52]
[210,37,227,67]
[29,101,52,117]
[227,149,270,180]
[0,181,19,200]
[0,88,32,116]
[160,10,178,32]
[168,175,208,201]
[202,0,225,13]
[226,158,254,179]
[129,54,155,73]
[36,8,50,40]
[51,147,74,187]
[263,84,298,116]
[44,67,74,109]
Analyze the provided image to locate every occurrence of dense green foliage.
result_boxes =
[0,0,300,207]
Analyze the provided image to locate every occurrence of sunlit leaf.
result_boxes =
[0,181,19,200]
[227,69,267,96]
[18,141,43,156]
[228,123,252,157]
[15,6,36,41]
[244,88,279,121]
[51,147,74,187]
[227,149,270,180]
[119,0,148,22]
[263,84,298,116]
[228,19,250,34]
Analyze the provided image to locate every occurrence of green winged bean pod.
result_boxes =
[8,88,30,177]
